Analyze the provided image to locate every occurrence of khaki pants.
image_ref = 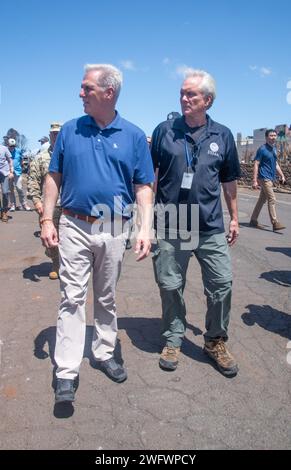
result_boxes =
[55,214,127,380]
[251,179,277,225]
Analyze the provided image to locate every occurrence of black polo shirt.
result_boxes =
[151,115,240,234]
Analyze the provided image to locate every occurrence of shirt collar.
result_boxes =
[266,143,275,151]
[173,114,219,136]
[84,111,122,131]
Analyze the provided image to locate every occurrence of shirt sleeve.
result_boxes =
[5,148,12,162]
[219,131,241,183]
[27,159,42,203]
[254,147,262,162]
[150,125,161,170]
[49,131,64,174]
[133,133,155,184]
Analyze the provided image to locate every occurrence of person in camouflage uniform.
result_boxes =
[28,122,62,279]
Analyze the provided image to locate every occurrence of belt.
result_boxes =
[62,208,102,224]
[62,208,131,225]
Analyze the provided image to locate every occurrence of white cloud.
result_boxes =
[175,64,194,78]
[260,67,272,76]
[120,60,136,71]
[249,65,272,77]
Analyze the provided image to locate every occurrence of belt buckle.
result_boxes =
[85,215,89,223]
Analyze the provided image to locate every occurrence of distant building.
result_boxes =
[237,123,291,163]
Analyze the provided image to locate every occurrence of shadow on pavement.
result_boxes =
[53,402,74,418]
[23,262,52,282]
[33,230,41,238]
[34,319,206,368]
[34,326,56,362]
[260,270,291,287]
[242,304,291,340]
[118,317,208,365]
[239,222,273,232]
[265,246,291,258]
[34,318,222,408]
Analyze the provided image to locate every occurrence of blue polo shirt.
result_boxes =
[10,147,23,176]
[49,112,154,217]
[151,115,241,234]
[255,144,277,181]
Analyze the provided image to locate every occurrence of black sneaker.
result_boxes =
[99,358,127,383]
[125,239,132,250]
[55,378,75,403]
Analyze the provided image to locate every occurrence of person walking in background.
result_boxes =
[28,123,62,279]
[0,143,14,222]
[151,69,240,377]
[37,136,50,154]
[249,129,286,232]
[41,63,154,403]
[7,138,31,211]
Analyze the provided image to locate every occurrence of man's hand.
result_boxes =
[41,221,59,248]
[226,219,239,247]
[134,233,151,261]
[8,171,14,180]
[280,175,286,185]
[252,180,259,189]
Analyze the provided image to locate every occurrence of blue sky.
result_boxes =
[0,0,290,150]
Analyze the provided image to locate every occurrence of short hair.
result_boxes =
[184,69,216,105]
[265,129,277,138]
[84,64,123,100]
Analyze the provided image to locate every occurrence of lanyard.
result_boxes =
[184,136,192,172]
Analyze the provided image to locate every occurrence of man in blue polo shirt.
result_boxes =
[41,63,154,403]
[151,69,240,377]
[250,129,286,231]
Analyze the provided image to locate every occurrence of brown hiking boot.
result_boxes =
[1,211,8,223]
[204,338,238,377]
[49,271,59,280]
[273,221,286,232]
[249,220,265,229]
[159,346,180,371]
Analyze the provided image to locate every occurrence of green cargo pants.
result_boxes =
[152,232,233,347]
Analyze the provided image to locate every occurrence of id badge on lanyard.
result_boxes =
[181,169,194,189]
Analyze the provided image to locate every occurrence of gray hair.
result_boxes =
[184,69,216,104]
[84,63,123,100]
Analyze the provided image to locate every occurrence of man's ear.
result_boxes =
[205,94,213,110]
[105,87,114,100]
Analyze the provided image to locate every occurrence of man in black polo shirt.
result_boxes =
[151,69,240,377]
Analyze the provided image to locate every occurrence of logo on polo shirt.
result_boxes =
[210,142,219,152]
[208,142,219,157]
[113,143,118,149]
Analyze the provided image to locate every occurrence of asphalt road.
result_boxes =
[0,188,290,450]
